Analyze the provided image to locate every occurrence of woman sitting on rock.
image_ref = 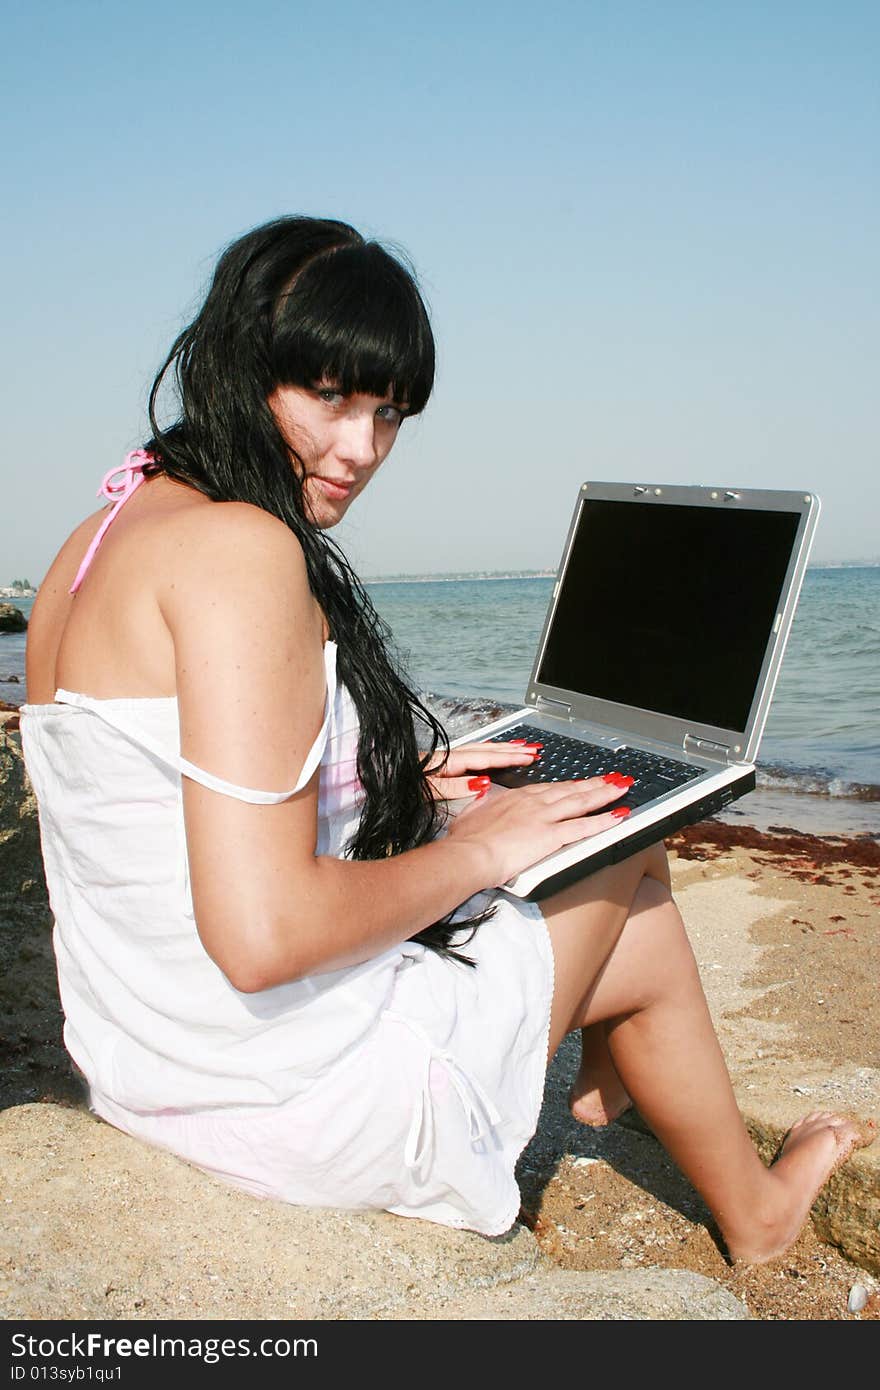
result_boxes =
[21,214,872,1262]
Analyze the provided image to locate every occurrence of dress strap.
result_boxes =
[54,643,339,805]
[382,1010,503,1178]
[69,450,153,595]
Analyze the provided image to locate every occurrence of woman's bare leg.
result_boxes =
[568,1023,632,1125]
[540,852,873,1264]
[568,846,672,1126]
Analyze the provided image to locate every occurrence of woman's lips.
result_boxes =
[312,477,354,500]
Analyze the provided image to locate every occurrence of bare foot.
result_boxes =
[724,1112,877,1266]
[568,1025,632,1127]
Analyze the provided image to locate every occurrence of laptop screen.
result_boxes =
[536,498,801,733]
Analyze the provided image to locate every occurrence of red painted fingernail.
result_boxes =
[611,806,631,819]
[603,772,623,784]
[468,776,490,790]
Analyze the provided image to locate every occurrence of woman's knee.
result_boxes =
[619,876,699,993]
[544,841,671,925]
[642,839,672,888]
[599,842,672,904]
[544,855,680,1049]
[631,871,674,914]
[570,879,697,1028]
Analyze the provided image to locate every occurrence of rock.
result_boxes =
[0,1104,750,1321]
[0,730,46,902]
[0,604,27,633]
[847,1283,869,1313]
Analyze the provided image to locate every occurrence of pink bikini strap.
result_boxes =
[69,450,153,595]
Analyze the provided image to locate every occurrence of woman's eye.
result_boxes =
[376,404,404,425]
[317,388,344,406]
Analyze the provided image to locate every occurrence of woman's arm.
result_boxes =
[163,504,625,991]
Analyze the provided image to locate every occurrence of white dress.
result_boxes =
[21,642,555,1236]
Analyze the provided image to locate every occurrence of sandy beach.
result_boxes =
[1,710,878,1321]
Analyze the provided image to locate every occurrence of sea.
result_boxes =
[2,566,878,838]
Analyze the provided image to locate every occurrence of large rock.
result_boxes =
[0,729,45,902]
[0,604,27,633]
[0,729,74,1113]
[0,1104,749,1320]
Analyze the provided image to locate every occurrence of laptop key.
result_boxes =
[618,781,669,808]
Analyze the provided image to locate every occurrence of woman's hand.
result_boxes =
[444,774,633,888]
[423,739,541,801]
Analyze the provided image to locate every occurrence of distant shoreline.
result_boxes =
[362,561,879,585]
[364,571,556,586]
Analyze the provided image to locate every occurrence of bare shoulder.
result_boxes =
[157,498,321,644]
[160,499,311,597]
[169,500,327,780]
[37,505,113,599]
[165,495,303,552]
[28,506,111,653]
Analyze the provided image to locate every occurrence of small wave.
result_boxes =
[420,691,521,738]
[756,763,880,803]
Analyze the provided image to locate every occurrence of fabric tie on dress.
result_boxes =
[383,1011,503,1180]
[69,450,153,594]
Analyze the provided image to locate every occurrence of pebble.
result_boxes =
[847,1284,868,1313]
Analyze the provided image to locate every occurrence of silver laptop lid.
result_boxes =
[527,482,820,765]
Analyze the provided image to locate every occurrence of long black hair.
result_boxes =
[145,215,491,960]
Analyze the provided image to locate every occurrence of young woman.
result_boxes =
[21,215,871,1261]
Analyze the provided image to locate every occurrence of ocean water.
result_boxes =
[0,595,33,702]
[3,568,878,836]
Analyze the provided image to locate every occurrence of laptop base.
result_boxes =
[522,769,756,901]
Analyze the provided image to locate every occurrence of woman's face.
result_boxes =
[268,382,408,529]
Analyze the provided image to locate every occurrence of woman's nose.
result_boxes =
[338,411,379,468]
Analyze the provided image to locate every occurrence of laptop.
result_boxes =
[448,481,820,900]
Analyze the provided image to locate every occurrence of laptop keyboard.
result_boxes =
[485,723,703,811]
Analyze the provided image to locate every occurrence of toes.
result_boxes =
[826,1115,854,1135]
[782,1110,870,1159]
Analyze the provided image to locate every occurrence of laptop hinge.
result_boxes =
[684,733,736,764]
[535,695,573,718]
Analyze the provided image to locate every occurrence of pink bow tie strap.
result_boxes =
[69,450,153,594]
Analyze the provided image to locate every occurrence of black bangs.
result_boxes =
[270,241,435,414]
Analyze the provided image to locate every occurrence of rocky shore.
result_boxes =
[1,712,878,1321]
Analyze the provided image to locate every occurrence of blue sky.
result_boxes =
[3,0,877,581]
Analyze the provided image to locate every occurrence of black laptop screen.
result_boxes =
[536,499,801,733]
